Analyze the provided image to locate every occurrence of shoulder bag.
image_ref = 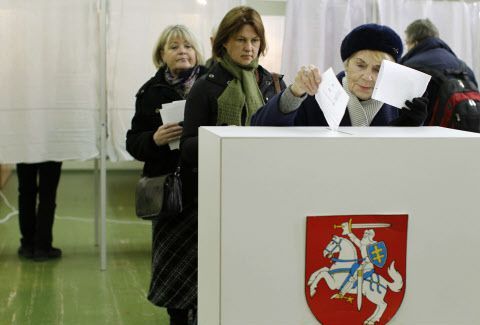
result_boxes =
[135,167,183,220]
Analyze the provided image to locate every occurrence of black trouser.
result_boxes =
[17,161,62,250]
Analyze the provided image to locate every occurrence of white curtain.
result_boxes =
[107,0,243,161]
[0,0,99,163]
[258,15,285,75]
[0,0,244,163]
[1,1,478,164]
[377,0,480,79]
[281,0,480,85]
[281,0,377,84]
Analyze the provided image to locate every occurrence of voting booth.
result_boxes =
[198,126,480,325]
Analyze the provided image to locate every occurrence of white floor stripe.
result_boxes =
[0,191,17,224]
[0,191,148,226]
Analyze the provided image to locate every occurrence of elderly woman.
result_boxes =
[181,6,286,207]
[251,23,428,127]
[125,24,206,325]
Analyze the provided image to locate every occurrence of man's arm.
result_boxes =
[341,221,361,247]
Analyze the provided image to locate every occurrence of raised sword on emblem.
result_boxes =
[307,218,404,325]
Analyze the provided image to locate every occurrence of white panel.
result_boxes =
[198,128,222,324]
[199,126,480,325]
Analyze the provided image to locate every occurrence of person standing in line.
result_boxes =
[399,18,477,123]
[126,24,207,325]
[204,25,217,69]
[16,161,62,261]
[251,23,428,127]
[179,6,286,323]
[181,5,286,205]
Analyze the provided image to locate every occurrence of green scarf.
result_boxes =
[217,54,265,126]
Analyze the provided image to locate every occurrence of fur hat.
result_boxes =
[340,23,403,62]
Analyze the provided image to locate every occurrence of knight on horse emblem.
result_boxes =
[305,215,407,325]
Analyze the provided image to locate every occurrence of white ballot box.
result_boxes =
[198,126,480,325]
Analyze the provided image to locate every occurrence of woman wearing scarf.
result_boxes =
[181,6,286,206]
[126,25,206,325]
[178,7,286,323]
[251,24,428,127]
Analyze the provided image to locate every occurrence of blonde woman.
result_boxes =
[126,24,206,325]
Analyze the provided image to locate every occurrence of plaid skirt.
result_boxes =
[147,208,198,309]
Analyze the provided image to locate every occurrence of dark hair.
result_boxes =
[212,6,266,59]
[405,18,439,44]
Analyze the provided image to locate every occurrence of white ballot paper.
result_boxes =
[314,67,349,131]
[159,100,186,150]
[372,60,431,109]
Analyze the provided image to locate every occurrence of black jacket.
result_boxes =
[400,37,477,122]
[128,66,208,310]
[126,65,208,177]
[180,62,286,204]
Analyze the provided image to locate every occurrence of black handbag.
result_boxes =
[162,166,183,217]
[135,167,183,220]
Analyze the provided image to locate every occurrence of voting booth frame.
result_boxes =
[198,126,480,325]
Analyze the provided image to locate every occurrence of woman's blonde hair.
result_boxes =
[152,24,204,69]
[212,6,267,60]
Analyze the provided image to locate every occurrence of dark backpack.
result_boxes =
[412,62,480,132]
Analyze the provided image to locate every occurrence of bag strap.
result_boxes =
[409,62,474,87]
[255,69,282,94]
[271,73,282,94]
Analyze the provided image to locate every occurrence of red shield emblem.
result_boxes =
[305,214,407,325]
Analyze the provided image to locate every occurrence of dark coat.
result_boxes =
[180,62,286,205]
[399,37,478,122]
[126,65,208,177]
[251,72,398,127]
[126,65,207,310]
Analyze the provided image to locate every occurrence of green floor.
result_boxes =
[0,170,169,325]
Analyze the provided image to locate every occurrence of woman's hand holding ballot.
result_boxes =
[153,122,183,146]
[389,96,429,126]
[290,65,322,97]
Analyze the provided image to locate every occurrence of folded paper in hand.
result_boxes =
[372,60,431,109]
[315,67,349,131]
[160,100,186,150]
